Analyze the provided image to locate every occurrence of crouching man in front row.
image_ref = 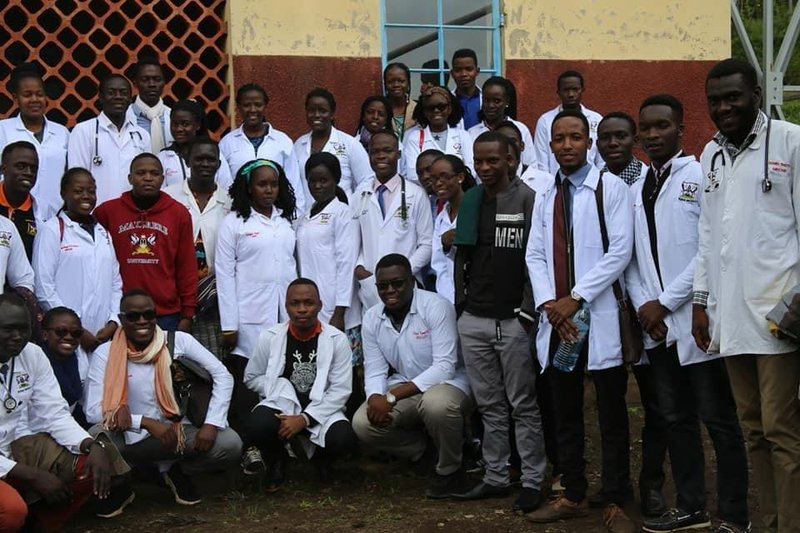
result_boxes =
[85,289,242,507]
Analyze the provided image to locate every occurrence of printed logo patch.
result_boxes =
[0,231,12,248]
[678,181,699,202]
[130,233,156,255]
[319,213,332,225]
[331,142,346,156]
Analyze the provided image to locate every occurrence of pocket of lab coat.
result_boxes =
[674,201,700,245]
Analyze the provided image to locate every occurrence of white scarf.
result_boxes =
[135,95,166,152]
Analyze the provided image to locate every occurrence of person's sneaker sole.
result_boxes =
[95,491,136,519]
[243,463,266,476]
[642,521,712,533]
[163,474,202,506]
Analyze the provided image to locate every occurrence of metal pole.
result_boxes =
[731,0,763,79]
[764,0,774,114]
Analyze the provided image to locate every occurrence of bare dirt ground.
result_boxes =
[66,372,761,533]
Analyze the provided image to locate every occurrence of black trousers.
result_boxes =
[548,332,631,504]
[244,406,357,461]
[632,363,668,496]
[647,343,748,525]
[535,362,560,477]
[224,353,260,438]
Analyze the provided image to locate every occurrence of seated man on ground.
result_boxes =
[353,253,472,499]
[0,294,131,532]
[84,288,241,506]
[243,278,356,491]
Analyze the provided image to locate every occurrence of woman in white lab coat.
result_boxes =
[402,86,474,183]
[293,87,372,200]
[295,152,358,332]
[429,154,476,304]
[32,168,121,353]
[0,63,69,220]
[157,99,232,190]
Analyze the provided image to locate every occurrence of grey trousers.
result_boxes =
[94,425,242,476]
[352,383,472,475]
[458,311,546,489]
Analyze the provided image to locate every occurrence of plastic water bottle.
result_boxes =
[552,304,591,372]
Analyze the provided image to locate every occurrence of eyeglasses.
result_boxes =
[375,278,409,291]
[45,327,83,339]
[424,103,449,113]
[120,310,157,322]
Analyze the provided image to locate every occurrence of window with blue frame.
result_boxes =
[381,0,502,97]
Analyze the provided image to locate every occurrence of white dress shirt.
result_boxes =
[157,149,233,192]
[533,104,604,173]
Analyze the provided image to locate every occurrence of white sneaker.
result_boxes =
[241,446,266,476]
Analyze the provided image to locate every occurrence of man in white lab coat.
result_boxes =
[693,58,800,533]
[353,254,472,500]
[532,70,604,174]
[126,57,172,153]
[627,94,748,533]
[525,109,635,532]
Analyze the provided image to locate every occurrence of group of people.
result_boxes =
[0,48,796,533]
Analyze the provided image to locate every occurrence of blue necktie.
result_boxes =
[377,185,388,218]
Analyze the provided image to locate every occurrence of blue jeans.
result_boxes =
[156,313,181,331]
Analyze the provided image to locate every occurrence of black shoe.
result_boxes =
[265,456,287,493]
[162,464,201,506]
[95,484,135,518]
[588,489,607,508]
[641,488,668,518]
[512,487,542,514]
[642,509,712,532]
[451,481,510,501]
[425,469,468,500]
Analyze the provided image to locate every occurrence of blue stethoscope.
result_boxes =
[92,118,145,166]
[708,117,772,194]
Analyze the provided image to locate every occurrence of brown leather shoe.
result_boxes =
[525,495,589,523]
[604,504,637,533]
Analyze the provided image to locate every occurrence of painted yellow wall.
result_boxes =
[503,0,730,61]
[228,0,381,57]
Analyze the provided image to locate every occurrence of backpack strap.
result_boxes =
[167,329,176,360]
[57,216,64,242]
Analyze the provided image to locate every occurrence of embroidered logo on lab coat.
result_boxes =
[130,233,156,255]
[678,181,699,203]
[331,142,346,156]
[15,372,31,392]
[0,231,11,248]
[704,170,721,193]
[319,213,332,225]
[413,329,430,340]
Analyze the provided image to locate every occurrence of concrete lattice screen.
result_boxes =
[0,0,230,138]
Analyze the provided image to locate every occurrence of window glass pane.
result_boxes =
[443,0,492,26]
[385,0,437,25]
[444,28,495,71]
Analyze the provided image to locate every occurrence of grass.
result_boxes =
[784,99,800,125]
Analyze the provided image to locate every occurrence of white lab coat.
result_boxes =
[468,118,536,168]
[362,288,470,398]
[519,165,553,195]
[431,207,457,303]
[293,127,372,202]
[157,149,233,192]
[624,156,716,366]
[295,198,359,328]
[0,215,34,290]
[215,208,297,358]
[219,124,304,211]
[243,322,352,452]
[164,180,231,275]
[527,167,633,370]
[402,125,474,183]
[0,343,91,477]
[0,116,69,220]
[695,116,800,357]
[352,176,433,310]
[533,104,604,174]
[32,212,122,334]
[85,331,233,444]
[67,112,151,205]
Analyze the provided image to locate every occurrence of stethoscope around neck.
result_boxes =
[709,117,772,194]
[92,117,145,166]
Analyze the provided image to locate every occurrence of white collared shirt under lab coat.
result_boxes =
[624,156,716,367]
[164,180,231,276]
[220,124,304,210]
[215,208,297,358]
[67,112,151,205]
[157,148,233,192]
[84,331,233,445]
[295,198,359,327]
[353,176,433,310]
[0,215,34,291]
[533,104,604,174]
[0,115,69,220]
[126,101,172,152]
[401,125,475,183]
[293,126,371,203]
[243,322,352,451]
[33,212,122,335]
[695,116,800,357]
[362,288,470,398]
[468,118,536,168]
[526,167,633,371]
[0,343,91,478]
[432,206,457,303]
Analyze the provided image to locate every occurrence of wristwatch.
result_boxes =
[570,290,583,304]
[385,391,397,406]
[84,439,107,453]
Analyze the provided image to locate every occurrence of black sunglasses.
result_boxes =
[120,310,157,322]
[424,103,449,113]
[375,278,409,291]
[45,327,83,339]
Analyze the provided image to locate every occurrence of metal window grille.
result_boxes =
[0,0,229,138]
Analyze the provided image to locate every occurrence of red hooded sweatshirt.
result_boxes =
[95,191,197,318]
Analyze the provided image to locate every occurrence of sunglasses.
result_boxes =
[424,103,449,113]
[121,310,157,322]
[45,327,83,339]
[375,278,409,291]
